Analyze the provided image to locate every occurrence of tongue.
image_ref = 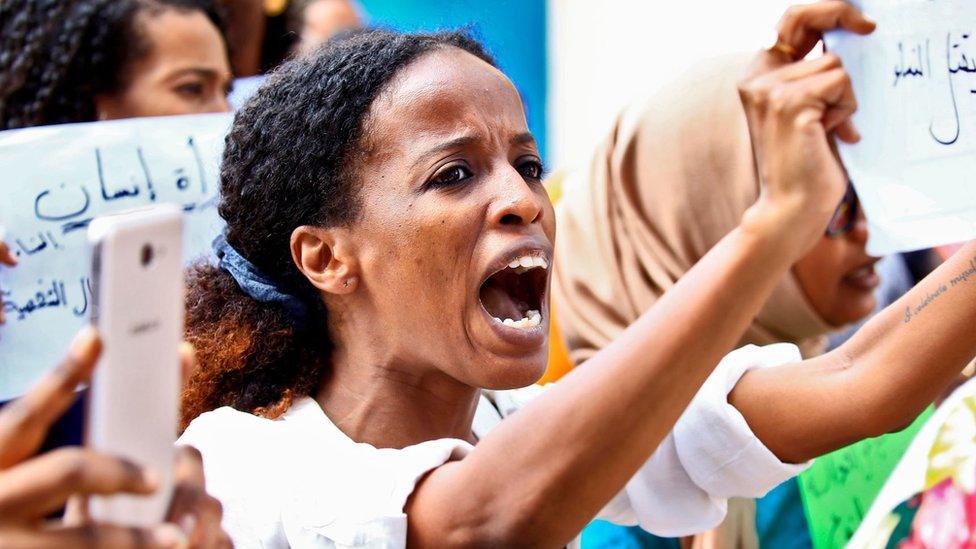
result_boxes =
[480,284,524,321]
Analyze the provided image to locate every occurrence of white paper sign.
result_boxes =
[0,113,232,400]
[825,0,976,255]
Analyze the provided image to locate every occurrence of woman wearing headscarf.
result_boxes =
[554,53,887,548]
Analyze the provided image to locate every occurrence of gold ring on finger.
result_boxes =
[770,40,799,61]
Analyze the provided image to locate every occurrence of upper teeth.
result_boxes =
[507,255,548,272]
[496,309,542,330]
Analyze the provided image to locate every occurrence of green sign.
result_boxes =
[798,407,933,549]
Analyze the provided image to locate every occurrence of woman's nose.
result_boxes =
[488,170,544,227]
[847,207,869,245]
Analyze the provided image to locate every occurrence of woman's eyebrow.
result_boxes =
[412,135,479,168]
[166,67,225,81]
[511,132,536,147]
[414,132,537,168]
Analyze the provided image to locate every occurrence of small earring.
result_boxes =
[343,279,351,288]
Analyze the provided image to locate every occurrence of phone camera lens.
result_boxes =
[141,244,154,267]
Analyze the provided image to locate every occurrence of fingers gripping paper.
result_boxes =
[825,0,976,255]
[0,114,231,401]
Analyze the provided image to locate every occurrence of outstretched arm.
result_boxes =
[407,3,876,546]
[731,240,976,464]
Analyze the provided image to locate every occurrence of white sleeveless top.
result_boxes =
[178,343,809,548]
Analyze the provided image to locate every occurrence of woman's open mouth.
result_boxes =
[843,261,881,291]
[478,254,549,331]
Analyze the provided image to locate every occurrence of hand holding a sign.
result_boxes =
[0,327,230,548]
[738,1,876,252]
[0,241,15,268]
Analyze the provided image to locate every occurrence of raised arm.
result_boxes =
[407,3,876,546]
[731,240,976,463]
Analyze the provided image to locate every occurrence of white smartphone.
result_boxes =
[85,204,184,525]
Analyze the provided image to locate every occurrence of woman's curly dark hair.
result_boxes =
[0,0,225,129]
[181,28,495,427]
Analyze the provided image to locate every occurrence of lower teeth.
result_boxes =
[496,309,542,330]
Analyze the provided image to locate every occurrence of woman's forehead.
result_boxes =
[367,48,529,147]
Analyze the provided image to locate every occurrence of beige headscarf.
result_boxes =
[553,53,834,366]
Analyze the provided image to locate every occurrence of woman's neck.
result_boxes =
[314,341,481,449]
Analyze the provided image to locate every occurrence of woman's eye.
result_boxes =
[175,82,205,97]
[430,164,473,187]
[517,160,544,180]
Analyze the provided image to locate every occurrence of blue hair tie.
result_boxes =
[213,234,308,326]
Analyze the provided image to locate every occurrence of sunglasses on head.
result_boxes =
[825,182,859,238]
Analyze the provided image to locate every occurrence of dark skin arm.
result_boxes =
[732,240,976,463]
[407,3,876,546]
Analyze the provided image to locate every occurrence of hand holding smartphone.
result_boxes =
[85,204,184,525]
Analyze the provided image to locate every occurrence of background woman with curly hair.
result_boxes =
[0,0,232,130]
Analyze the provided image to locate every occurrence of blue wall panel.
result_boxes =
[358,0,548,159]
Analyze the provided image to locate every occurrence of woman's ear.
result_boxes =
[290,226,359,295]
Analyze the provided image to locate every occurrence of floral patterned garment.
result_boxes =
[864,394,976,549]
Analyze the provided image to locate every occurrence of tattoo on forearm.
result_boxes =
[950,256,976,286]
[903,255,976,323]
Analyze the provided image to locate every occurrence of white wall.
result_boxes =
[547,0,796,170]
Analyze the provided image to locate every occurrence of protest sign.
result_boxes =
[846,378,976,548]
[0,113,231,401]
[798,407,932,549]
[825,0,976,255]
